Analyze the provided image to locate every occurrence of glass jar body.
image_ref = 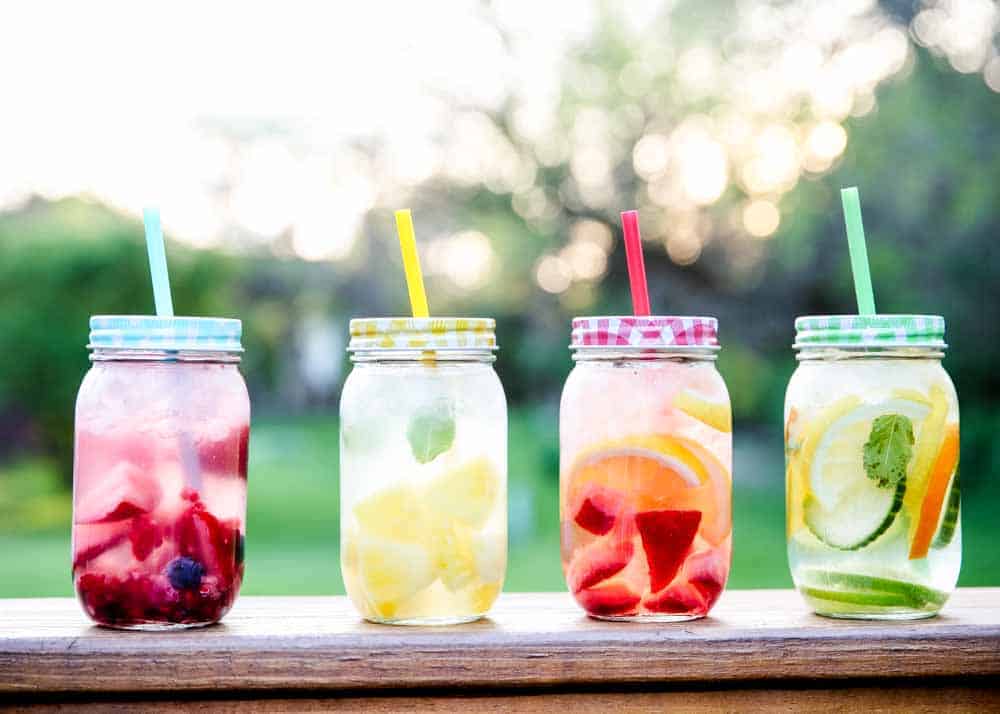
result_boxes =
[72,352,250,630]
[785,349,960,619]
[559,350,732,621]
[339,353,507,625]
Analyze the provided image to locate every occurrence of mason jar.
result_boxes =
[340,317,507,625]
[786,315,960,619]
[73,316,249,629]
[560,317,732,621]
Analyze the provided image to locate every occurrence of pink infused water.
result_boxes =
[73,316,249,629]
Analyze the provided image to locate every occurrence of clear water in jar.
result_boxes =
[339,360,507,624]
[785,357,960,619]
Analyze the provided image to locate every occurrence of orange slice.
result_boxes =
[566,434,730,544]
[909,425,960,560]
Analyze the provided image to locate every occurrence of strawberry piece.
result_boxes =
[128,515,165,561]
[573,484,626,535]
[635,509,701,592]
[75,462,162,524]
[643,583,705,614]
[198,424,250,477]
[176,504,241,583]
[72,522,130,570]
[566,536,635,593]
[684,549,728,608]
[575,581,641,617]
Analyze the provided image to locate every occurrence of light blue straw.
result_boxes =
[143,208,174,317]
[142,207,201,488]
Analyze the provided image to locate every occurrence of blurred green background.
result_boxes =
[2,1,999,597]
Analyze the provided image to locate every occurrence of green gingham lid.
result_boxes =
[794,314,946,350]
[88,316,243,352]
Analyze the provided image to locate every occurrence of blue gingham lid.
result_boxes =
[88,316,243,353]
[794,314,945,350]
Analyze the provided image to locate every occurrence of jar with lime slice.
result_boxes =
[340,317,507,625]
[786,315,960,619]
[560,316,732,621]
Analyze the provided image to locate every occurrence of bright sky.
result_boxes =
[0,1,612,248]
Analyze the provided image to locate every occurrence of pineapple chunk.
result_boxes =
[423,457,499,528]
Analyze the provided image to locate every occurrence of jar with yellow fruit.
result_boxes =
[786,315,960,619]
[340,318,506,625]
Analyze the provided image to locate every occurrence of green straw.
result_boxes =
[143,208,175,317]
[840,186,876,315]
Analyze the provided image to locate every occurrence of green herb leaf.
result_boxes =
[407,400,455,464]
[863,413,915,489]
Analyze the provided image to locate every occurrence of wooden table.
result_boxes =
[2,589,998,711]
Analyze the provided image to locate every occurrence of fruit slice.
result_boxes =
[932,469,961,549]
[572,483,626,535]
[429,521,479,592]
[799,571,947,609]
[197,424,250,476]
[566,435,729,545]
[575,581,641,617]
[423,457,499,528]
[684,548,728,606]
[566,536,635,592]
[353,484,430,543]
[800,397,930,550]
[176,504,241,582]
[72,522,130,569]
[75,462,162,524]
[643,582,705,614]
[909,425,960,560]
[128,515,165,561]
[353,534,435,618]
[901,385,949,536]
[635,509,701,592]
[673,389,731,433]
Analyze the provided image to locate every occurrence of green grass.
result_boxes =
[1,409,996,599]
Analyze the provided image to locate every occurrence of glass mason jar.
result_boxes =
[73,316,250,630]
[560,317,732,621]
[340,317,507,625]
[786,315,960,619]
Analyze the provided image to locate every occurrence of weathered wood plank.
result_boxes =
[1,589,998,696]
[4,686,1000,713]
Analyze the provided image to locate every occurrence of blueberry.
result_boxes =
[166,556,204,591]
[235,532,245,567]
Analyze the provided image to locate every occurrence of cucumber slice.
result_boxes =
[805,478,904,550]
[801,570,947,608]
[932,469,961,549]
[802,399,929,551]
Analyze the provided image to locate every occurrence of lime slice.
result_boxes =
[800,570,947,609]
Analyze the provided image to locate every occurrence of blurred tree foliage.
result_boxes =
[0,39,997,492]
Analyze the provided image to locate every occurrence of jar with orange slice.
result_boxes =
[560,316,732,621]
[786,315,960,619]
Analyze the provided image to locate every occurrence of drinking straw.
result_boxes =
[143,208,175,318]
[840,187,876,315]
[143,207,201,489]
[395,209,430,317]
[621,210,651,316]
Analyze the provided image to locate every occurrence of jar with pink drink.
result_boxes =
[72,316,249,629]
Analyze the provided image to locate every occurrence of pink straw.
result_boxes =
[621,210,651,316]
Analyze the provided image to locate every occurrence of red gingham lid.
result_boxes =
[570,316,719,349]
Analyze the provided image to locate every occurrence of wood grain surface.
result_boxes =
[1,589,998,699]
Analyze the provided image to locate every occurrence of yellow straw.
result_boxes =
[395,209,429,317]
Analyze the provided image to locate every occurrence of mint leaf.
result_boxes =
[407,400,455,464]
[863,414,914,489]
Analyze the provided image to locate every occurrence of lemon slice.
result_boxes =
[799,397,931,549]
[423,457,499,528]
[673,389,732,433]
[900,384,949,533]
[352,532,436,618]
[353,483,431,544]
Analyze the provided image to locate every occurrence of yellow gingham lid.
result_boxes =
[348,317,497,351]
